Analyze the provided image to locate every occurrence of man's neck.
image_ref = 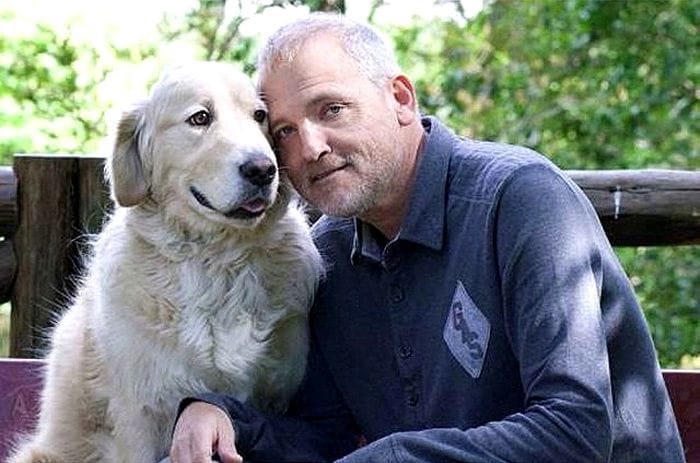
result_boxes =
[360,129,426,240]
[361,203,405,241]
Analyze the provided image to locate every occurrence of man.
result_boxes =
[167,13,685,463]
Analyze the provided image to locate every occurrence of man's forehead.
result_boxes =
[267,37,350,77]
[260,60,358,108]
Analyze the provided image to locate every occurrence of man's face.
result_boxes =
[261,36,403,217]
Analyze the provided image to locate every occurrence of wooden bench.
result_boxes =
[0,359,698,462]
[0,358,44,460]
[665,370,700,462]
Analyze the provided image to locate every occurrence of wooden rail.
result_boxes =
[567,169,700,246]
[0,155,698,357]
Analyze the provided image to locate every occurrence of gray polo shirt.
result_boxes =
[306,116,684,462]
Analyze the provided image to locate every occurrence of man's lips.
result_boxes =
[310,163,349,183]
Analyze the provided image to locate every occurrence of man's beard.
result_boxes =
[306,153,400,218]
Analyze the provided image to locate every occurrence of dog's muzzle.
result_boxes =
[189,155,278,220]
[239,158,277,187]
[190,185,273,220]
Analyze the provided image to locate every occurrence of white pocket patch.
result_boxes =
[443,281,490,379]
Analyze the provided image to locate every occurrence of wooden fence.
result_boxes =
[2,155,700,358]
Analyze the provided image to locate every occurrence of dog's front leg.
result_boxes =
[109,403,167,463]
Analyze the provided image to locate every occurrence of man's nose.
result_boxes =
[299,120,330,162]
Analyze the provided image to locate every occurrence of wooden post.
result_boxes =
[10,155,110,358]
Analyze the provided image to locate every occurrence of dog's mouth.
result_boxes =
[225,198,268,219]
[190,186,269,220]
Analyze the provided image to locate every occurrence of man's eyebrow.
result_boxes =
[268,91,346,129]
[307,92,342,107]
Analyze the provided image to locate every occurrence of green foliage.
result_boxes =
[299,0,345,12]
[391,0,699,367]
[159,0,254,66]
[617,247,700,367]
[0,21,103,162]
[159,0,346,74]
[395,0,698,170]
[0,10,161,164]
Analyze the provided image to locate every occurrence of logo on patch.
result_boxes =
[443,280,490,379]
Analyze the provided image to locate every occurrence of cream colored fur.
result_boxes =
[8,62,323,463]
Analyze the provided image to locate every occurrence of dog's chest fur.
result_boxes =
[84,206,319,411]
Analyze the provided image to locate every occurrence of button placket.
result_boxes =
[399,344,413,359]
[382,242,422,422]
[382,242,400,273]
[389,283,405,303]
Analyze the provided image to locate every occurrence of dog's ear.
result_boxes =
[109,103,150,207]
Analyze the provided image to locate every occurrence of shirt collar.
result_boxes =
[351,116,452,264]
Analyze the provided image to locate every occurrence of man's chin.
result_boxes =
[315,204,358,218]
[309,194,366,218]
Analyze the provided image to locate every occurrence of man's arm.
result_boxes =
[170,335,359,463]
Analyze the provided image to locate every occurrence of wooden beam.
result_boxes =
[3,157,699,358]
[566,169,700,246]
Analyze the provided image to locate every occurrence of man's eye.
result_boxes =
[254,109,267,123]
[187,110,211,126]
[274,126,296,141]
[325,104,343,117]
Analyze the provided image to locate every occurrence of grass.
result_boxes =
[0,302,9,357]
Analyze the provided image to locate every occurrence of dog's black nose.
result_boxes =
[240,158,277,186]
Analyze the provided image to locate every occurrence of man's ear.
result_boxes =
[108,103,150,207]
[390,74,419,126]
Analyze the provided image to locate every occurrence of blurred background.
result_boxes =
[0,0,697,367]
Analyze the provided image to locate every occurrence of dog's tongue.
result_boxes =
[240,199,267,214]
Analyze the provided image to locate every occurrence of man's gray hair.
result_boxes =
[256,12,401,87]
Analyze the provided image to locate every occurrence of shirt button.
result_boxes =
[384,255,400,272]
[407,394,419,407]
[389,284,405,303]
[399,345,413,359]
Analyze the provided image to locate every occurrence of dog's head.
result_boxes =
[107,61,287,232]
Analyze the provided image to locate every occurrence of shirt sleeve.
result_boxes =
[183,334,360,463]
[336,163,616,463]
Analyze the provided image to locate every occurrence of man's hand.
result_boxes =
[170,401,243,463]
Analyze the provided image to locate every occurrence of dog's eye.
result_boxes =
[187,110,211,127]
[253,109,267,124]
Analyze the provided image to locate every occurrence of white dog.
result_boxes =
[9,62,323,463]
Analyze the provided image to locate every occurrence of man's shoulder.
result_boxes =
[447,137,558,202]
